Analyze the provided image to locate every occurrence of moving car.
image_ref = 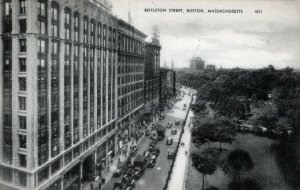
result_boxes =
[171,129,177,135]
[167,122,173,128]
[175,120,180,125]
[167,149,174,159]
[166,137,173,145]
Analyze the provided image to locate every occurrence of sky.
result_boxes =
[110,0,300,69]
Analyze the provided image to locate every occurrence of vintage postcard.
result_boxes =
[0,0,299,190]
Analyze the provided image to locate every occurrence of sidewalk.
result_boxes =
[167,111,194,190]
[82,120,155,190]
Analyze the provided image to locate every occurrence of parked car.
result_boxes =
[126,177,136,188]
[133,167,143,179]
[152,147,160,156]
[130,145,138,156]
[166,137,173,145]
[175,120,180,125]
[113,181,123,190]
[167,149,174,159]
[113,167,125,177]
[167,122,173,128]
[143,150,151,158]
[147,159,156,168]
[121,173,131,183]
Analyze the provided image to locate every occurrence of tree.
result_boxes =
[192,117,236,151]
[223,149,254,184]
[191,100,207,113]
[191,151,217,190]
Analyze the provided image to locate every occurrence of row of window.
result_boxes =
[37,0,117,49]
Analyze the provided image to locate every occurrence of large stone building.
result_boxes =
[190,56,205,72]
[116,19,146,155]
[0,0,118,189]
[159,68,176,110]
[143,37,161,122]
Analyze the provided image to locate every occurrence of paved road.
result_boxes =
[102,89,192,190]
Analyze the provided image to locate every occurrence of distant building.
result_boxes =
[159,68,176,109]
[206,64,216,71]
[190,57,205,72]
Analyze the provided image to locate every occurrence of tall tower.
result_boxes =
[171,59,174,70]
[164,60,168,69]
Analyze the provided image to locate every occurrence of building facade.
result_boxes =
[143,38,161,123]
[206,64,216,71]
[159,68,176,110]
[190,56,205,72]
[116,20,146,156]
[0,0,118,189]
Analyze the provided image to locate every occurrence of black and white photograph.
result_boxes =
[0,0,299,190]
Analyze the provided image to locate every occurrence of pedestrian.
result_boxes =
[185,150,187,155]
[90,183,94,190]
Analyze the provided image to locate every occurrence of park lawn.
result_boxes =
[186,134,291,190]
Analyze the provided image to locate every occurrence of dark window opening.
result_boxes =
[19,39,26,52]
[20,0,26,14]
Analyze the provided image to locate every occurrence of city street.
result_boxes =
[102,88,192,190]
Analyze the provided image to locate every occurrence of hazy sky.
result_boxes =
[110,0,300,69]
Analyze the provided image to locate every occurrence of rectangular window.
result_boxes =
[65,44,70,56]
[74,16,79,28]
[38,95,47,110]
[19,19,26,33]
[20,0,26,14]
[19,77,26,91]
[19,97,26,110]
[19,58,26,72]
[38,59,46,73]
[74,31,79,42]
[19,39,26,52]
[38,39,46,53]
[51,25,58,37]
[19,135,27,149]
[4,58,11,72]
[19,154,27,167]
[52,7,58,21]
[64,12,70,25]
[51,59,58,72]
[51,42,58,55]
[38,21,46,35]
[4,2,12,16]
[19,116,26,129]
[64,28,70,40]
[38,1,46,16]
